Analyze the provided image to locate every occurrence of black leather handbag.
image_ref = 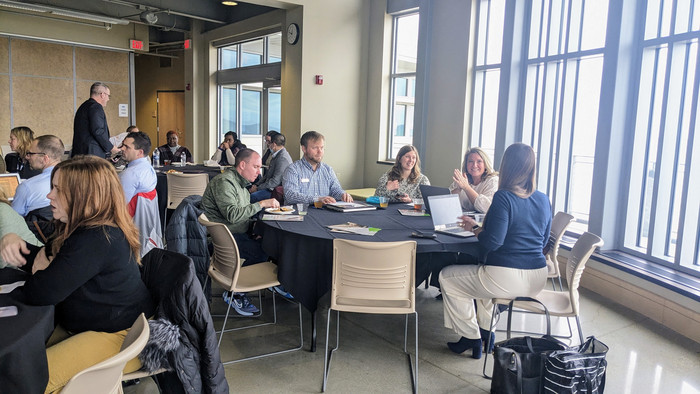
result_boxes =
[542,336,608,393]
[490,335,568,394]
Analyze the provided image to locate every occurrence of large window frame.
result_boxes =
[469,0,700,275]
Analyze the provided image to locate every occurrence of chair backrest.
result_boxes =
[546,212,575,276]
[565,232,604,315]
[331,239,417,314]
[198,213,242,291]
[167,173,210,210]
[62,314,150,394]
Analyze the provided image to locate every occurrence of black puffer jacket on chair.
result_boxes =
[141,248,228,394]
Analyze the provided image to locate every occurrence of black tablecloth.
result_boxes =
[155,164,223,226]
[0,268,54,394]
[260,203,479,313]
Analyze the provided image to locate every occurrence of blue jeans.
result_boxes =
[250,189,272,203]
[232,232,268,266]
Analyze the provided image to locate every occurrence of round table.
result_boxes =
[260,203,479,351]
[0,268,55,394]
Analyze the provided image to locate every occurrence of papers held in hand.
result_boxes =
[327,222,380,236]
[324,201,377,212]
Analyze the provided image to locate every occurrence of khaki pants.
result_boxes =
[45,326,142,394]
[439,264,548,339]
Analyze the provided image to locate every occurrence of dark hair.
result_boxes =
[90,82,109,96]
[387,145,422,183]
[461,147,497,184]
[234,148,257,167]
[166,130,178,137]
[498,143,537,198]
[224,131,237,141]
[35,135,65,161]
[271,133,286,146]
[266,130,279,138]
[126,125,139,133]
[300,131,324,147]
[125,131,152,154]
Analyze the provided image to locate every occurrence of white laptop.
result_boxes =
[0,173,21,201]
[427,194,475,238]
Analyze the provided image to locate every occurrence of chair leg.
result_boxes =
[217,299,233,348]
[404,312,418,394]
[322,309,340,392]
[482,302,499,379]
[575,315,584,345]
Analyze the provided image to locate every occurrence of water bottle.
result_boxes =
[180,152,186,166]
[153,149,160,167]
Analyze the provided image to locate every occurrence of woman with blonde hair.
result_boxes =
[438,143,551,359]
[0,155,154,393]
[375,145,430,202]
[6,126,41,179]
[450,147,498,213]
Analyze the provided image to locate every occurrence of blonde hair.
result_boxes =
[498,143,537,198]
[50,156,141,263]
[10,126,34,157]
[388,145,423,183]
[461,147,497,184]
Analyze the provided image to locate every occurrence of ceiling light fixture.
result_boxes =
[0,0,129,25]
[221,1,238,6]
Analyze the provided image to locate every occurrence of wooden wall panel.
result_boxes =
[75,47,128,84]
[12,76,73,143]
[12,39,72,78]
[0,76,9,136]
[0,37,8,74]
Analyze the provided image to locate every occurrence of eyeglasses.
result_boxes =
[25,151,46,157]
[101,92,111,98]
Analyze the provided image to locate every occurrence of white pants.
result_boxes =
[439,264,548,339]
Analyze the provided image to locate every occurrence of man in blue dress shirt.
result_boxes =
[12,135,64,216]
[282,131,353,205]
[118,131,157,203]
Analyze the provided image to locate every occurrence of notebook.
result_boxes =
[419,184,450,214]
[427,194,475,238]
[0,173,21,201]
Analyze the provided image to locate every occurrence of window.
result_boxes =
[469,0,700,273]
[388,13,419,159]
[219,32,281,70]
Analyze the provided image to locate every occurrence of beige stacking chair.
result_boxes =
[482,232,604,377]
[62,314,150,394]
[322,239,418,393]
[164,173,209,228]
[546,212,576,290]
[198,213,303,364]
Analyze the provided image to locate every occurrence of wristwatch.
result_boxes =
[472,225,480,231]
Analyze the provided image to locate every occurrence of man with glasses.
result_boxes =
[12,135,64,217]
[72,82,120,158]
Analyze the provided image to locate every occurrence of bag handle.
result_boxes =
[506,297,551,338]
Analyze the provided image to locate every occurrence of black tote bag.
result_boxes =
[491,336,569,394]
[542,336,608,394]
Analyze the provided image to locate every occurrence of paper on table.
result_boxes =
[0,305,18,318]
[327,222,380,236]
[398,209,429,217]
[0,281,25,294]
[262,214,304,221]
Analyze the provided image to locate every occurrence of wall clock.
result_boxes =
[287,23,300,45]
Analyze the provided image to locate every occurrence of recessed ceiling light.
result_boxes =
[221,1,237,5]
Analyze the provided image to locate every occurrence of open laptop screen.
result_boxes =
[428,194,463,228]
[0,173,21,201]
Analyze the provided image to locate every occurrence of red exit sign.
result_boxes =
[129,39,144,50]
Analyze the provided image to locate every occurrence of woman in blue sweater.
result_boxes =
[438,143,551,359]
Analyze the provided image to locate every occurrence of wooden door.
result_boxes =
[157,91,186,148]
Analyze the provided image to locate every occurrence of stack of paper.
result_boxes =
[262,214,304,221]
[327,222,380,236]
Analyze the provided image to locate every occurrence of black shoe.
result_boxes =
[447,337,483,359]
[435,292,443,301]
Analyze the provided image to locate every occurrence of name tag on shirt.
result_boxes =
[301,178,310,183]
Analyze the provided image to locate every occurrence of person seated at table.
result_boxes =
[201,148,280,315]
[282,130,353,205]
[450,147,498,213]
[375,145,430,203]
[211,131,246,166]
[119,131,157,203]
[261,130,280,171]
[439,143,551,359]
[0,189,42,268]
[156,130,193,165]
[12,135,64,217]
[5,126,41,179]
[0,155,155,393]
[250,132,292,203]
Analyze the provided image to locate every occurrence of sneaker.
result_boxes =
[270,285,294,300]
[222,291,259,316]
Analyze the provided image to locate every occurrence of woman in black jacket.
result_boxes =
[0,155,154,393]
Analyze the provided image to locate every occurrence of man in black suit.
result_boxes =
[71,82,120,158]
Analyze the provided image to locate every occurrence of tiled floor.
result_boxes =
[127,285,700,393]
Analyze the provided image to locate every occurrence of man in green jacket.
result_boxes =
[202,148,279,315]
